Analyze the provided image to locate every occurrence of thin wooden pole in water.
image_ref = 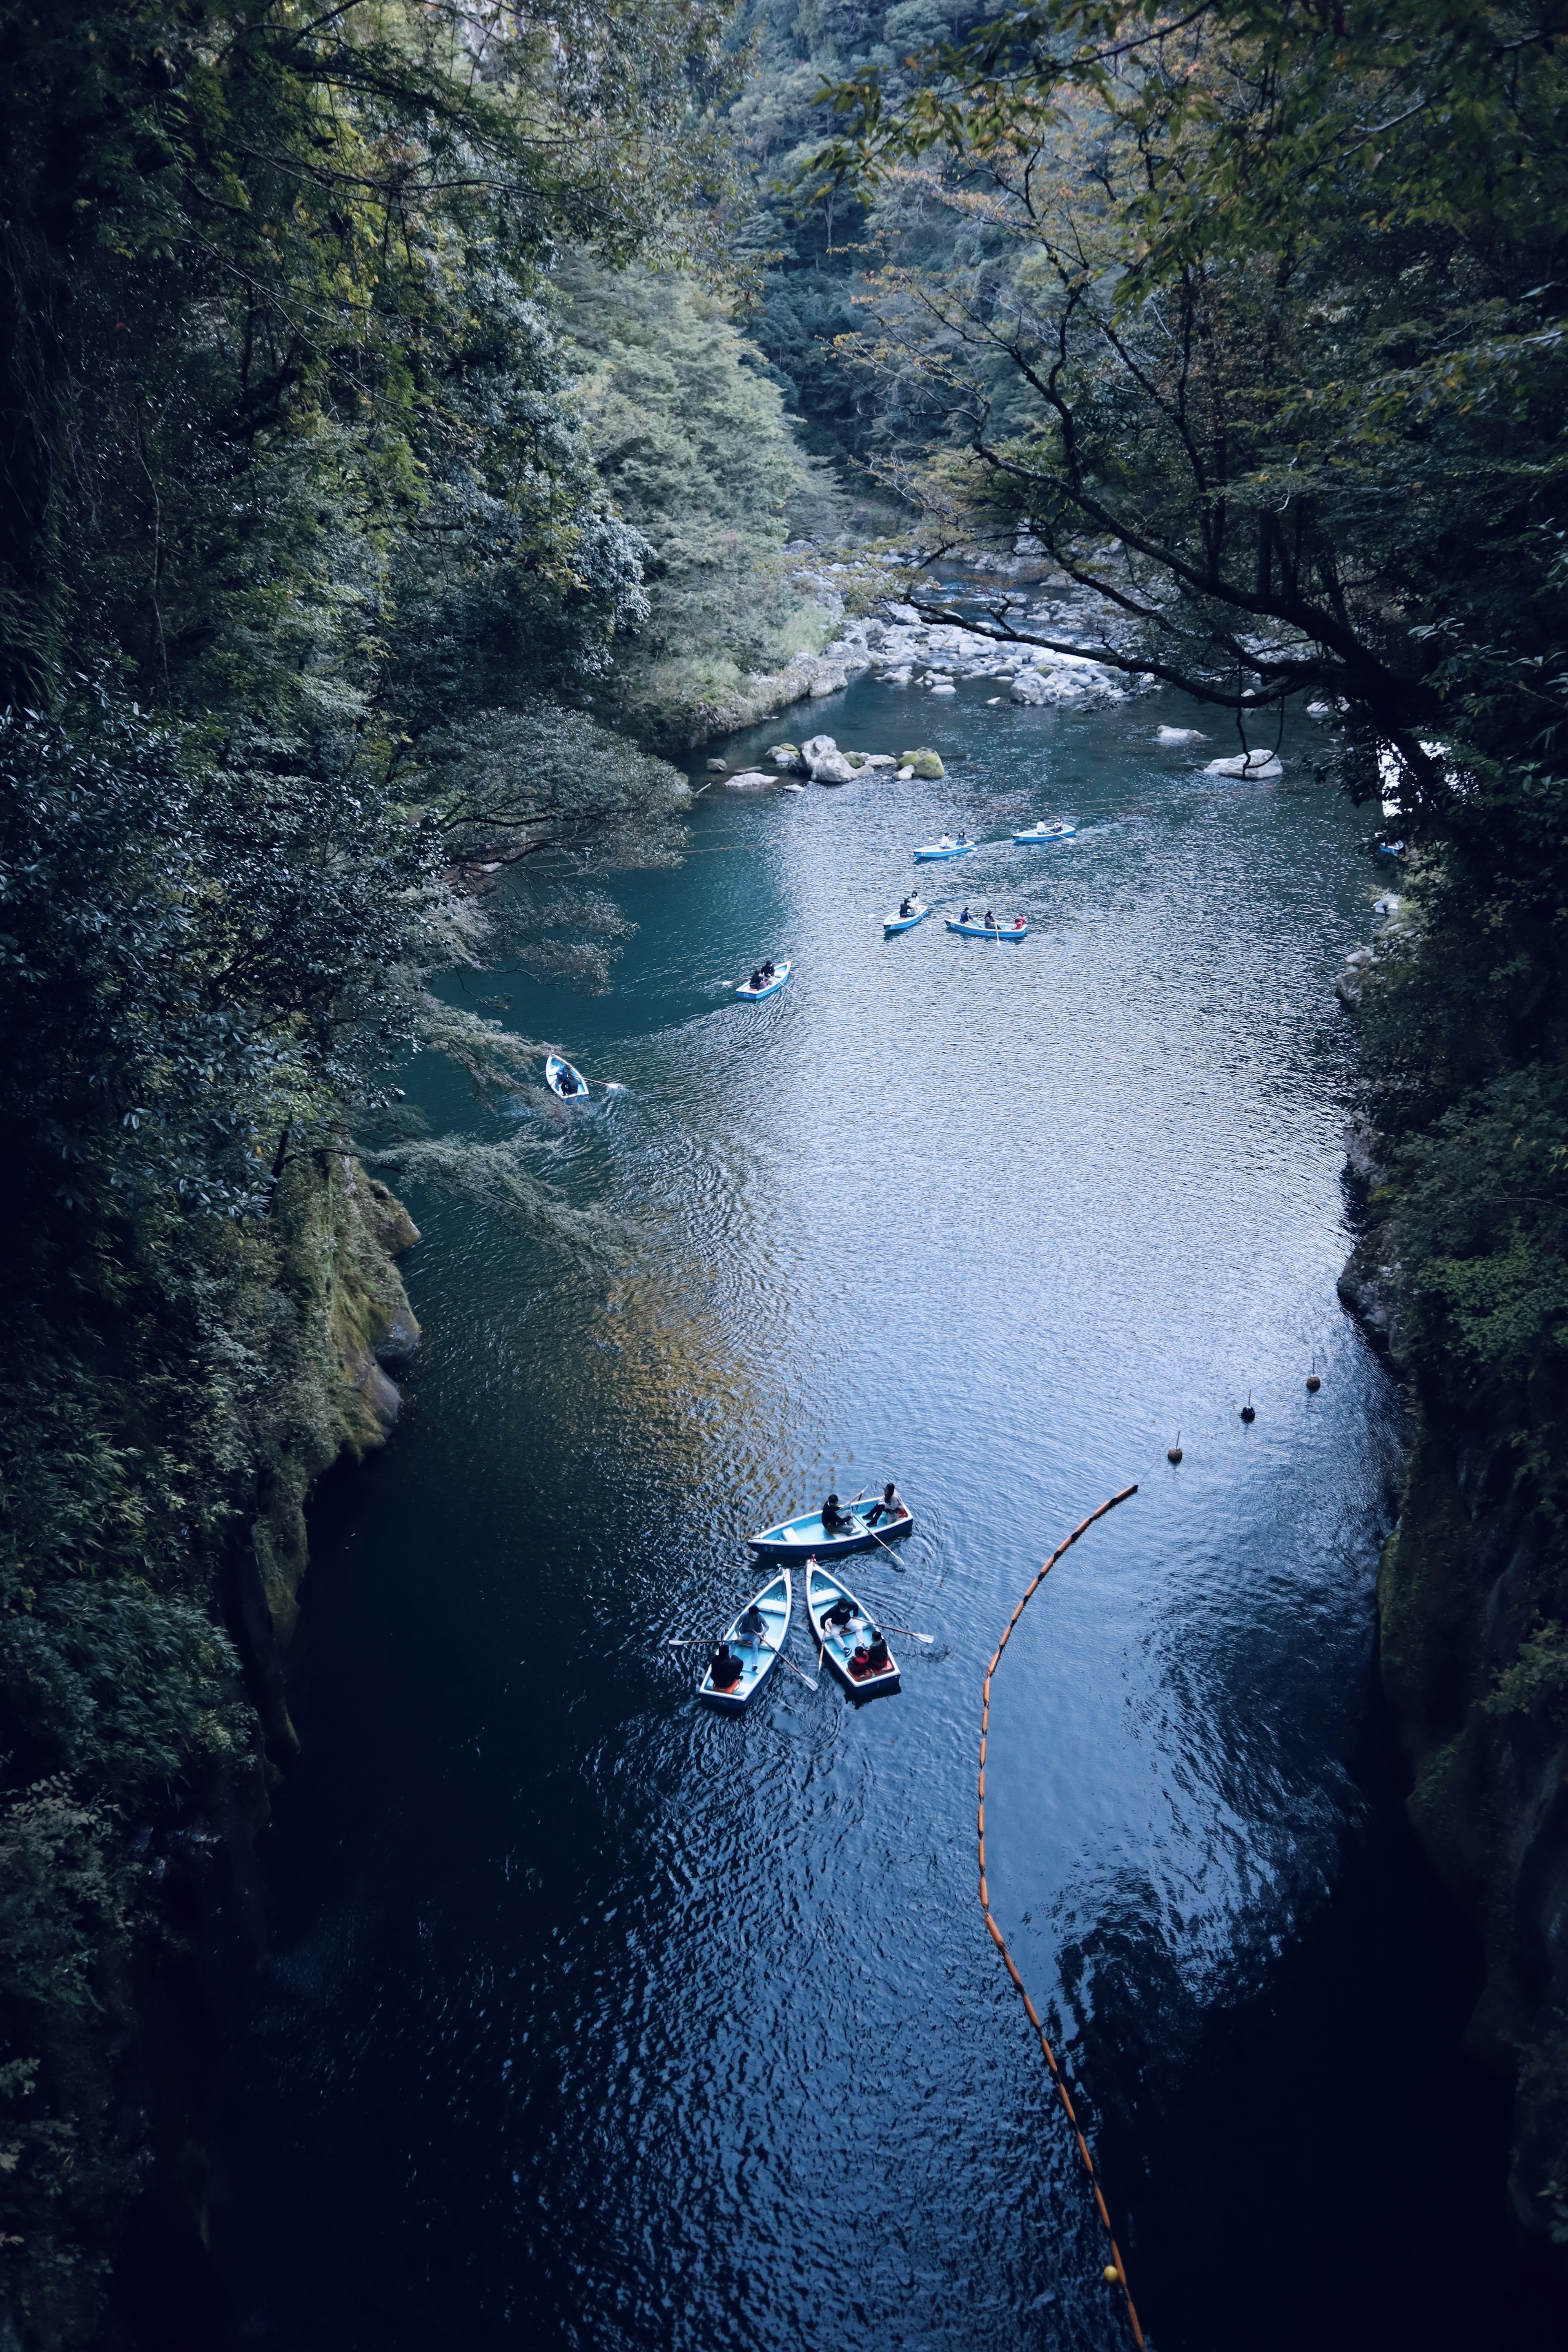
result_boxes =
[978,1482,1145,2348]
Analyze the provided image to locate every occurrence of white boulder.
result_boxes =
[1155,726,1208,745]
[1205,751,1283,779]
[1010,670,1050,705]
[801,733,857,785]
[928,679,957,696]
[724,770,777,790]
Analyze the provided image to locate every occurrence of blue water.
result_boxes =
[216,676,1550,2349]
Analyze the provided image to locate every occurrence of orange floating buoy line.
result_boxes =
[978,1484,1146,2348]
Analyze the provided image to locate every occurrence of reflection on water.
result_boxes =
[218,682,1543,2351]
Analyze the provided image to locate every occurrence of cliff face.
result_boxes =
[125,1151,423,2322]
[1342,1229,1568,2250]
[1379,1409,1568,2247]
[0,1152,420,2352]
[226,1152,421,1774]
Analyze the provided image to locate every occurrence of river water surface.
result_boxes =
[218,671,1550,2350]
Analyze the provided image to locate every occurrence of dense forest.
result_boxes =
[3,0,1568,2341]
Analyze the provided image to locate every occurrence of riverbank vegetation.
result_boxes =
[4,0,1568,2335]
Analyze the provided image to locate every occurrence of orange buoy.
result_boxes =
[1167,1432,1183,1464]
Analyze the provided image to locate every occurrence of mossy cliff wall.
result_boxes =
[0,1151,420,2352]
[115,1151,423,2349]
[1354,1265,1568,2246]
[228,1152,421,1774]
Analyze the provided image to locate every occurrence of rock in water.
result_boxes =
[706,756,729,771]
[896,748,945,780]
[724,770,777,790]
[1204,751,1283,779]
[768,743,806,773]
[801,732,857,784]
[1010,669,1049,705]
[1155,725,1208,744]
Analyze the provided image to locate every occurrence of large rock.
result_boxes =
[1156,725,1208,744]
[1010,669,1050,705]
[898,747,945,780]
[768,743,806,773]
[724,770,777,790]
[1205,751,1283,779]
[801,733,856,785]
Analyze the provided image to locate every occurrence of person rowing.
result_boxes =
[959,904,973,924]
[820,1492,853,1537]
[865,1480,904,1527]
[559,1066,584,1094]
[898,896,913,919]
[984,908,996,930]
[761,959,775,978]
[748,968,764,991]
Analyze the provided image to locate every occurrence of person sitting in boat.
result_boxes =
[866,1481,904,1526]
[1013,915,1026,929]
[748,968,764,991]
[957,831,969,844]
[761,959,775,979]
[959,905,973,924]
[825,1594,855,1630]
[866,1634,891,1674]
[820,1492,851,1536]
[710,1642,742,1690]
[898,897,912,919]
[739,1603,764,1642]
[984,909,996,929]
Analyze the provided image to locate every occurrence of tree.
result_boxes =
[808,2,1568,803]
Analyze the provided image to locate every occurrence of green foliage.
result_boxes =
[558,261,838,737]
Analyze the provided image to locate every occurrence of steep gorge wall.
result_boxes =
[114,1154,422,2350]
[1341,1232,1568,2251]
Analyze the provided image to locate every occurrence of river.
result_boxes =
[215,668,1550,2350]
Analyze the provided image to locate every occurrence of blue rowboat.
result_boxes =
[806,1559,900,1699]
[1013,820,1076,843]
[946,916,1028,940]
[545,1053,590,1098]
[884,897,931,933]
[736,960,791,1000]
[914,836,975,862]
[697,1568,792,1712]
[746,1494,914,1561]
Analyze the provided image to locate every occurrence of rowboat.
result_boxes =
[746,1494,914,1561]
[884,898,931,933]
[946,916,1028,940]
[697,1569,792,1712]
[545,1053,590,1098]
[736,960,792,1000]
[805,1559,900,1699]
[914,836,975,862]
[1013,820,1076,843]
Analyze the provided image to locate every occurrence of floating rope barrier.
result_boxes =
[978,1483,1145,2348]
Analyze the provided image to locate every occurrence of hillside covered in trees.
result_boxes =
[4,0,1568,2341]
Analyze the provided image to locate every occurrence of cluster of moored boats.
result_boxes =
[698,1488,916,1711]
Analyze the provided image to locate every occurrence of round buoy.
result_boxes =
[1240,1393,1256,1423]
[1167,1437,1183,1463]
[1102,2266,1121,2285]
[1306,1372,1321,1392]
